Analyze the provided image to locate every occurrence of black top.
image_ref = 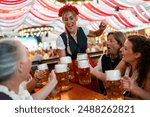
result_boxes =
[60,27,87,60]
[101,54,121,72]
[0,92,13,100]
[98,54,121,95]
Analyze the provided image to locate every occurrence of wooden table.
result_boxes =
[34,83,105,100]
[61,83,105,100]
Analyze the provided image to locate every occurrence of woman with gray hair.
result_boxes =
[0,39,57,100]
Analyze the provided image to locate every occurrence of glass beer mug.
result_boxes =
[60,56,75,81]
[105,70,123,100]
[75,53,88,82]
[77,53,88,61]
[55,64,72,92]
[77,60,91,85]
[34,64,49,87]
[47,87,61,100]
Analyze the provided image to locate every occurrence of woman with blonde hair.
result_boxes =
[56,4,106,60]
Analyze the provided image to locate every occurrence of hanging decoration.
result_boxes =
[18,26,54,37]
[0,0,150,37]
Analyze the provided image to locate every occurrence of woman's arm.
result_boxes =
[131,86,150,100]
[90,55,106,81]
[32,70,58,100]
[57,49,66,58]
[134,71,150,100]
[115,60,126,76]
[90,65,106,81]
[91,59,127,82]
[87,22,106,37]
[27,78,36,93]
[122,74,150,100]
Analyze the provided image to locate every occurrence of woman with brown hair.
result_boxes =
[120,35,150,99]
[91,31,126,95]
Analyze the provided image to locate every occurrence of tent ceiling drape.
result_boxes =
[0,0,150,37]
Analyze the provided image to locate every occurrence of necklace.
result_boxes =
[71,31,77,37]
[71,31,77,43]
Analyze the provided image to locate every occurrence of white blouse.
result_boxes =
[95,55,103,72]
[0,85,33,100]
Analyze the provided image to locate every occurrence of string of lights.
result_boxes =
[18,26,54,37]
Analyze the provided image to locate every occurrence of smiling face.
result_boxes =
[120,39,140,64]
[62,10,78,34]
[106,34,121,57]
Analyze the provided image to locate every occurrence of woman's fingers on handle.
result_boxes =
[121,76,130,91]
[49,70,58,85]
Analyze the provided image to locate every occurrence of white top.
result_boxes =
[0,85,33,100]
[94,55,103,72]
[56,27,89,50]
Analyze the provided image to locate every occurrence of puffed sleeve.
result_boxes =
[81,27,90,36]
[56,36,66,50]
[96,55,103,72]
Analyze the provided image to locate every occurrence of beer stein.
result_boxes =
[47,87,61,100]
[77,53,88,61]
[77,60,91,85]
[60,56,75,81]
[105,70,123,100]
[76,53,88,80]
[55,64,72,92]
[34,64,49,87]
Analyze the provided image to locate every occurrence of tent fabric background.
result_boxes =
[0,0,150,37]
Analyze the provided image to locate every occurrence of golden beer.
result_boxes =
[104,80,123,100]
[78,60,91,85]
[67,63,75,80]
[47,86,61,100]
[78,68,91,85]
[55,64,72,92]
[38,69,49,83]
[35,64,49,87]
[105,70,123,100]
[60,56,75,81]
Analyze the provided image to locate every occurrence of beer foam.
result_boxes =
[78,60,89,68]
[37,64,48,70]
[77,53,87,61]
[60,56,72,64]
[55,64,68,73]
[105,70,121,81]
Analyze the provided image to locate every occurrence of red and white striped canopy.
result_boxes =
[0,0,150,37]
